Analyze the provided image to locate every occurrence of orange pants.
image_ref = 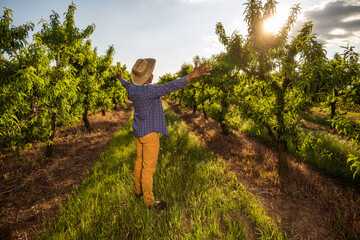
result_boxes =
[134,132,159,206]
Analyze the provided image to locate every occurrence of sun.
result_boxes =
[263,5,300,34]
[263,5,304,34]
[264,15,285,34]
[264,16,282,33]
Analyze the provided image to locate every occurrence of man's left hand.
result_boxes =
[187,62,212,82]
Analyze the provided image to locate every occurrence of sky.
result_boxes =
[2,0,360,82]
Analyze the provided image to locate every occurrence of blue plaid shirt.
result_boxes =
[120,76,189,138]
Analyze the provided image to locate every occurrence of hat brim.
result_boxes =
[131,58,156,86]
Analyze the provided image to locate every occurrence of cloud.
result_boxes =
[299,0,360,41]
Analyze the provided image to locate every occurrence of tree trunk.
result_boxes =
[220,122,230,135]
[113,97,118,110]
[330,89,338,123]
[220,113,230,135]
[276,140,288,174]
[192,89,197,113]
[330,100,336,120]
[101,109,106,116]
[192,103,197,113]
[179,90,183,106]
[202,103,207,119]
[83,107,91,132]
[330,99,337,130]
[220,100,230,135]
[46,112,56,157]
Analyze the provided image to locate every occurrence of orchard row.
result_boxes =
[1,4,129,156]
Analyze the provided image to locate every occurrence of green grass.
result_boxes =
[350,112,360,117]
[40,103,288,240]
[230,115,273,145]
[312,106,360,118]
[303,112,331,127]
[294,130,360,182]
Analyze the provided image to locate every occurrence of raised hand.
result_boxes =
[187,61,212,82]
[116,70,123,80]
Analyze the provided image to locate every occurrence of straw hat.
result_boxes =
[131,58,156,86]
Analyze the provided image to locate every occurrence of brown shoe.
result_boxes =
[150,200,167,210]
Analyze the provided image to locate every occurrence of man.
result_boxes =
[116,58,212,210]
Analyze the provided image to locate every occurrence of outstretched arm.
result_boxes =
[116,70,130,90]
[147,61,212,99]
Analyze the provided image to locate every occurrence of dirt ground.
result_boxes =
[0,103,133,240]
[166,99,360,240]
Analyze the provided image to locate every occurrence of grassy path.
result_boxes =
[41,104,288,239]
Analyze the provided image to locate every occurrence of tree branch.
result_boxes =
[266,124,278,143]
[293,102,312,128]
